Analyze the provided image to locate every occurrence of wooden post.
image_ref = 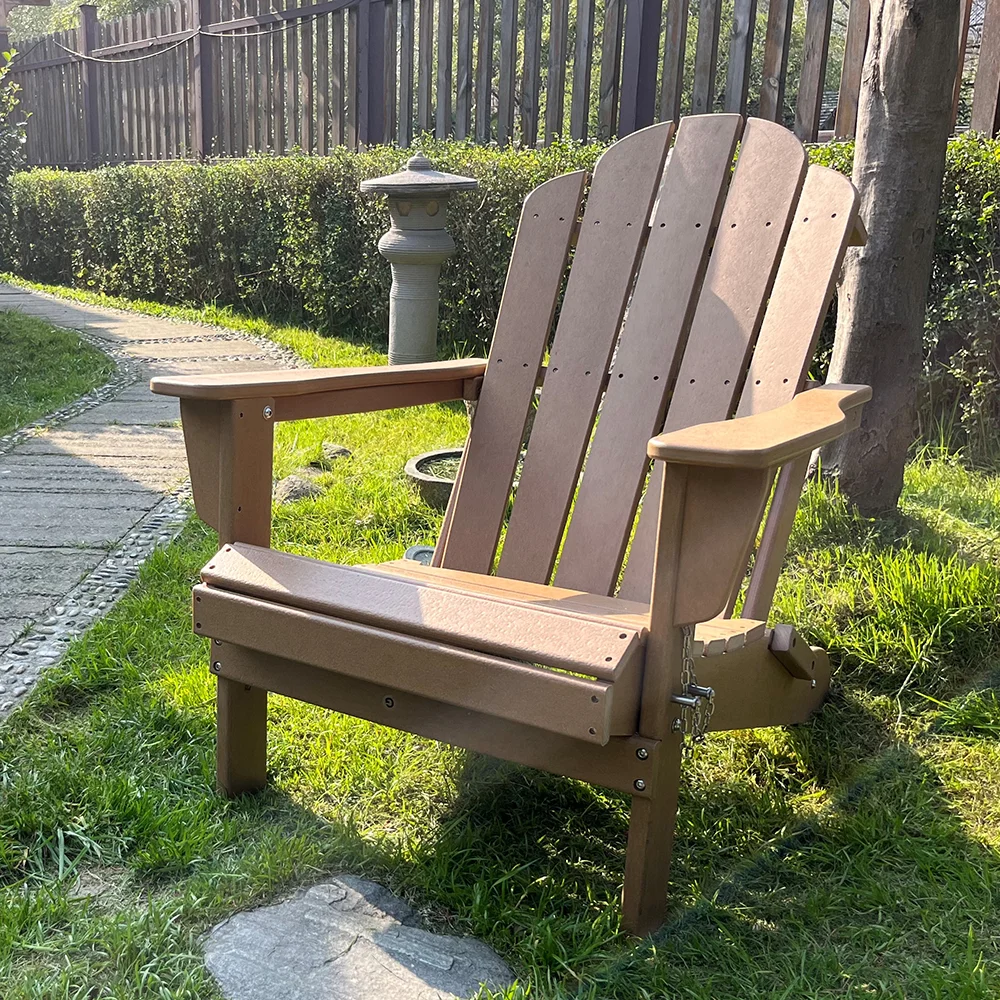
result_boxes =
[191,0,216,156]
[619,0,663,133]
[79,3,100,166]
[356,0,385,146]
[834,0,869,139]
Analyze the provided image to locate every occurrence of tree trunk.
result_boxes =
[822,0,959,515]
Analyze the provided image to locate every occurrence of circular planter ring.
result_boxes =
[405,447,464,511]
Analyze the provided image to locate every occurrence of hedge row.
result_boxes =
[5,134,1000,455]
[3,140,601,360]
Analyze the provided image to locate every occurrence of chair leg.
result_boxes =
[621,740,683,935]
[216,676,268,797]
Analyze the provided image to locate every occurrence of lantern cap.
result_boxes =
[360,152,479,198]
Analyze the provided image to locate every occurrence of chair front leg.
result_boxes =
[182,397,275,796]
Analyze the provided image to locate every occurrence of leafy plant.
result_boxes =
[0,51,27,267]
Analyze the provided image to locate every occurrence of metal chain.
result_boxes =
[673,625,715,753]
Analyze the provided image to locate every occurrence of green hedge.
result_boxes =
[3,140,601,359]
[6,134,1000,456]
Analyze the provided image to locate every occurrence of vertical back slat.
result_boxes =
[455,0,473,138]
[737,167,861,618]
[555,115,742,595]
[570,0,595,139]
[438,172,588,573]
[521,0,542,146]
[497,0,517,143]
[547,0,569,141]
[794,0,834,141]
[496,123,673,585]
[436,0,453,137]
[659,0,689,123]
[691,0,722,115]
[835,0,868,139]
[723,0,757,114]
[598,0,623,140]
[417,0,433,132]
[758,0,794,122]
[619,118,808,601]
[475,0,494,141]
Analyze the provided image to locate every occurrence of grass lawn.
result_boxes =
[0,286,999,997]
[0,310,114,436]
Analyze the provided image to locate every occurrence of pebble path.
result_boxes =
[0,282,304,718]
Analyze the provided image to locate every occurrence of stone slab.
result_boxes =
[125,340,270,360]
[0,549,106,597]
[204,878,514,1000]
[65,399,181,426]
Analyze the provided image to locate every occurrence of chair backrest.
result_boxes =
[435,115,861,607]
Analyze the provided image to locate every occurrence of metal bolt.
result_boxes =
[262,405,273,420]
[636,747,649,760]
[634,779,646,792]
[384,696,394,708]
[214,638,222,646]
[811,679,817,689]
[671,718,683,733]
[211,661,221,673]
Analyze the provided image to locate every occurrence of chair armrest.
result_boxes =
[152,358,488,415]
[647,384,871,469]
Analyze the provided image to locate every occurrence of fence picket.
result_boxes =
[10,0,991,166]
[546,0,569,140]
[570,0,595,139]
[475,0,494,141]
[455,0,472,138]
[521,0,542,146]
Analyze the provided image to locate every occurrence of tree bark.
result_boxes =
[822,0,959,515]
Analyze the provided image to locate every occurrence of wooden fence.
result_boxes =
[4,0,994,168]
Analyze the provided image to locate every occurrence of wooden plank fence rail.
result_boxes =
[5,0,992,167]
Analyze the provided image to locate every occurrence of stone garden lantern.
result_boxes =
[360,153,479,365]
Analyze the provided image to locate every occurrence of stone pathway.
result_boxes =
[205,877,513,1000]
[0,282,302,717]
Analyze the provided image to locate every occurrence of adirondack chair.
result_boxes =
[151,115,871,935]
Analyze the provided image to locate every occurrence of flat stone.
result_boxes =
[204,877,513,1000]
[274,475,324,504]
[310,442,353,470]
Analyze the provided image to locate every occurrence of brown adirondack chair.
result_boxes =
[151,115,871,935]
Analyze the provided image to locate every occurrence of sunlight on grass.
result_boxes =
[0,310,114,435]
[0,284,998,996]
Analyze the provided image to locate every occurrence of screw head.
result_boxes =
[211,661,221,673]
[384,696,394,708]
[262,405,274,419]
[811,679,817,689]
[633,779,646,792]
[636,747,649,760]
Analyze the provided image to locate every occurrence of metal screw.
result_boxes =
[671,718,683,733]
[211,661,221,673]
[636,747,649,760]
[214,638,222,646]
[811,679,817,689]
[384,696,394,708]
[262,405,273,420]
[633,779,646,792]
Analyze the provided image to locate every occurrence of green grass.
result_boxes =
[0,286,999,997]
[0,310,114,436]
